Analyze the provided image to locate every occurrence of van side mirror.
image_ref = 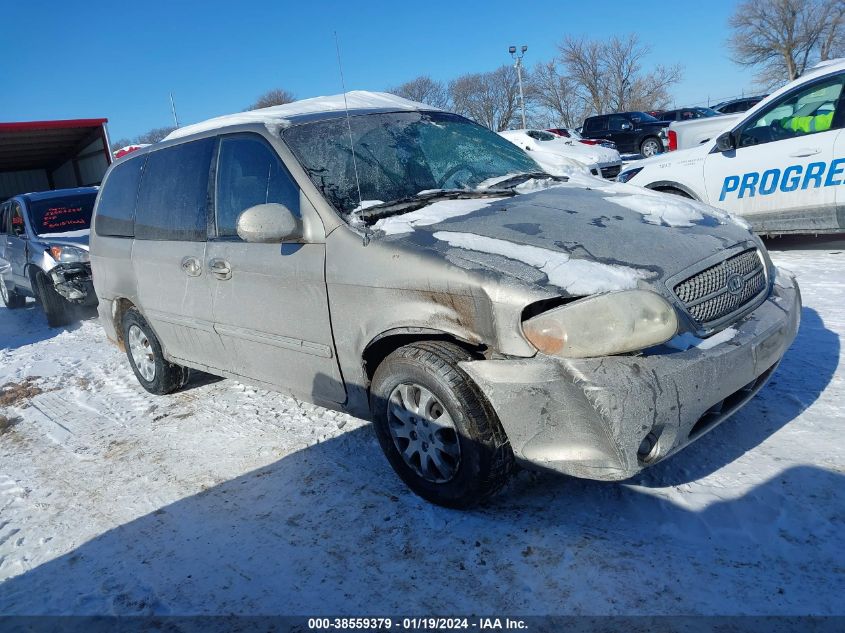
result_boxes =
[236,203,302,243]
[621,122,633,131]
[714,131,736,153]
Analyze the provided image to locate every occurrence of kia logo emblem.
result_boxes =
[727,273,744,296]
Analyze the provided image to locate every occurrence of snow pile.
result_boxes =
[432,231,648,294]
[165,91,436,140]
[373,198,501,235]
[605,192,709,227]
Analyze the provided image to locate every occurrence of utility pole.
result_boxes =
[509,45,528,129]
[170,92,180,128]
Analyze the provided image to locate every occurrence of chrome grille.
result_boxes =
[673,249,767,326]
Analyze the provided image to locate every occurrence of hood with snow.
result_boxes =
[370,176,758,299]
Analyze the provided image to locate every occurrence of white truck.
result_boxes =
[619,59,845,235]
[667,114,741,151]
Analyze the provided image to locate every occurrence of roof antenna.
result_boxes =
[334,31,363,212]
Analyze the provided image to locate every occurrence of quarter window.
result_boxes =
[134,138,215,241]
[10,203,25,237]
[738,75,845,147]
[96,155,146,237]
[214,135,300,238]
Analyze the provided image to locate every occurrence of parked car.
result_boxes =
[0,188,99,325]
[499,129,623,179]
[650,107,723,122]
[91,91,800,508]
[547,127,617,150]
[581,112,669,157]
[618,59,845,235]
[713,96,768,114]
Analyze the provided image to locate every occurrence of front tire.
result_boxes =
[0,276,25,309]
[640,136,663,158]
[122,308,189,395]
[370,341,514,508]
[35,272,73,327]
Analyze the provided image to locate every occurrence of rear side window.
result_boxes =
[214,135,300,238]
[584,117,606,132]
[96,156,146,237]
[608,115,629,131]
[135,138,215,241]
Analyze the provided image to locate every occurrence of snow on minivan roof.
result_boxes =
[164,91,438,141]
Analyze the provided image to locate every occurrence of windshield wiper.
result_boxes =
[355,189,516,225]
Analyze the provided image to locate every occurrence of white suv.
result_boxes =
[618,59,845,235]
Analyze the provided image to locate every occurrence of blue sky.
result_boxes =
[5,0,753,141]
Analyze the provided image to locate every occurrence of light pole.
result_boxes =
[509,45,528,129]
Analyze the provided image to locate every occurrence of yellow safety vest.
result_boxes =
[782,112,834,134]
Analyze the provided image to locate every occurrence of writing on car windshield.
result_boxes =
[282,111,540,215]
[29,194,96,235]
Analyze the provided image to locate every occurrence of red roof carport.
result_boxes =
[0,118,112,198]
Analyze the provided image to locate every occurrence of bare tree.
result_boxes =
[388,75,450,109]
[110,137,133,152]
[135,126,177,144]
[449,65,524,131]
[528,60,590,127]
[729,0,845,86]
[559,34,681,116]
[247,88,296,110]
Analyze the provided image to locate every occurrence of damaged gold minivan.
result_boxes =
[90,92,800,507]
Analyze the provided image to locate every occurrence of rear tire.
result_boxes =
[35,272,73,327]
[0,276,25,309]
[122,308,189,395]
[370,341,514,508]
[640,136,663,158]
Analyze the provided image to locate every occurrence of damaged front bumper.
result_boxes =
[459,270,801,481]
[48,263,97,306]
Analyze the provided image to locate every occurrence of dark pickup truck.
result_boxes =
[581,112,669,157]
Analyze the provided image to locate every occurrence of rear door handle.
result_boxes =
[209,258,232,280]
[181,256,202,277]
[789,148,821,157]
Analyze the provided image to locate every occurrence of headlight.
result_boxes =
[617,167,643,183]
[522,290,678,358]
[48,245,89,263]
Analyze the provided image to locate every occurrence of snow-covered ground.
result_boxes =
[0,245,842,616]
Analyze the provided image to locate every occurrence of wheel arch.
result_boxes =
[110,297,138,351]
[361,327,485,382]
[645,180,702,200]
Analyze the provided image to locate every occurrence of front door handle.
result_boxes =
[789,148,821,157]
[181,256,202,277]
[209,258,232,280]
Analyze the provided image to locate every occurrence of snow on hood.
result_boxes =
[500,130,621,167]
[527,152,594,178]
[37,228,90,239]
[562,172,751,229]
[373,198,501,235]
[433,231,648,294]
[165,91,435,141]
[378,180,756,298]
